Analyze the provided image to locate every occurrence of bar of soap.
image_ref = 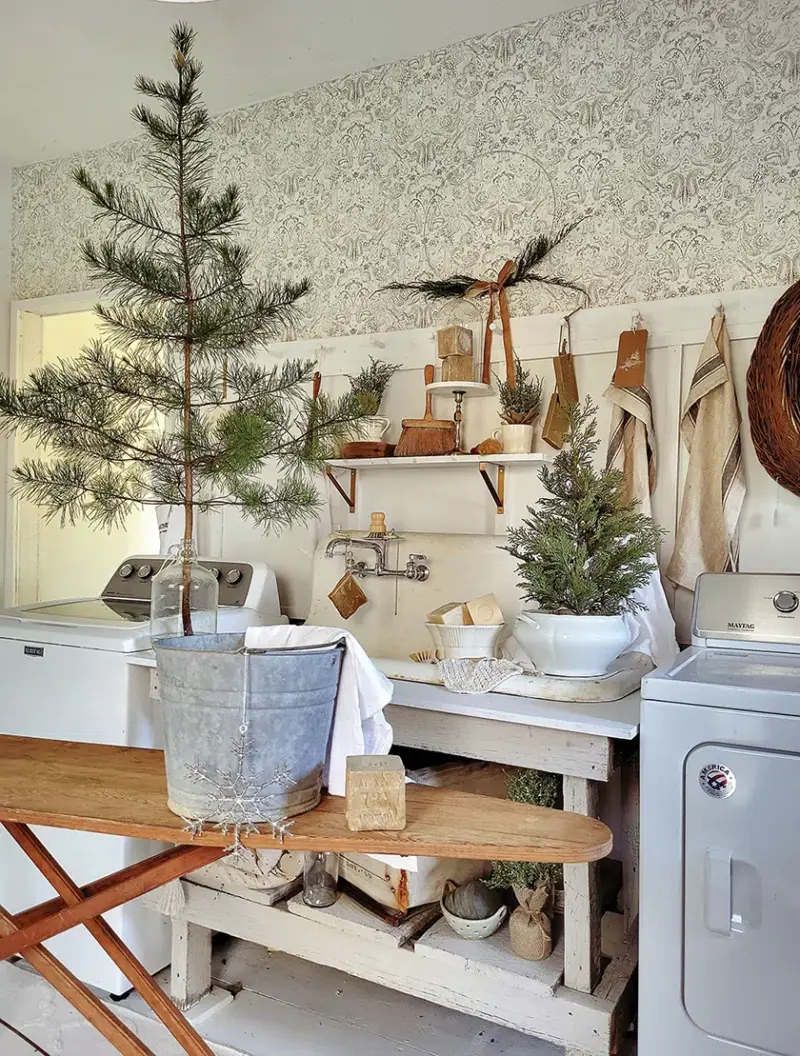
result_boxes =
[346,755,407,832]
[427,602,465,626]
[465,593,504,626]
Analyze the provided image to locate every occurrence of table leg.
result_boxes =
[171,918,213,1010]
[620,752,640,929]
[0,904,155,1056]
[4,822,216,1056]
[0,840,223,961]
[563,776,601,993]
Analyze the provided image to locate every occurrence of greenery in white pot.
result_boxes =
[347,357,400,417]
[496,356,543,425]
[503,399,664,675]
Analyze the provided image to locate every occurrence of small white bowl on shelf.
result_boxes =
[425,622,504,659]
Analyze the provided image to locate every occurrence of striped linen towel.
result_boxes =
[666,309,746,590]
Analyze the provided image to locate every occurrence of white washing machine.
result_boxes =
[0,554,286,995]
[640,572,800,1056]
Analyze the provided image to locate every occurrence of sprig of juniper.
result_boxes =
[496,357,543,424]
[381,221,588,300]
[503,398,664,616]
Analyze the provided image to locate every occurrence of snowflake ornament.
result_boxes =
[181,727,296,863]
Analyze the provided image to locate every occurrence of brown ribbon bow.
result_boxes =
[467,259,517,387]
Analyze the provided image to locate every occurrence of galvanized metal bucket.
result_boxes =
[155,633,344,822]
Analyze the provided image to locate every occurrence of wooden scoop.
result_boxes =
[394,364,456,457]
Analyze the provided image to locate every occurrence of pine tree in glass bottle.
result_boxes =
[0,25,363,637]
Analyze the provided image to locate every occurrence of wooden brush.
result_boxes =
[394,364,456,457]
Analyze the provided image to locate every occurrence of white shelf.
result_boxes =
[326,453,551,470]
[425,381,494,398]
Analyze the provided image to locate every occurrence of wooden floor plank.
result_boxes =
[0,735,612,864]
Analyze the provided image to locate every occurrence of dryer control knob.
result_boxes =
[119,563,134,579]
[225,568,243,585]
[209,567,221,581]
[137,564,154,580]
[773,590,799,613]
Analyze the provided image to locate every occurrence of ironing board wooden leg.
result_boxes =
[11,845,220,932]
[4,822,217,1056]
[0,839,224,961]
[0,903,155,1056]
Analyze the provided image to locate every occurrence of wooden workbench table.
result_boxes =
[0,734,611,1056]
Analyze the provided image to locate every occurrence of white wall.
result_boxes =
[0,164,11,603]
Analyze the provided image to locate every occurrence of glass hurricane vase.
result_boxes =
[150,540,219,643]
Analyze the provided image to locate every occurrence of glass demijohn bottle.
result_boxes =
[150,540,219,642]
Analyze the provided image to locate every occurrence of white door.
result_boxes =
[684,742,800,1056]
[12,309,160,604]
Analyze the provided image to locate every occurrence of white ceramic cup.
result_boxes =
[359,416,390,441]
[494,423,534,454]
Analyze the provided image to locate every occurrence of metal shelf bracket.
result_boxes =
[479,462,505,514]
[325,466,357,513]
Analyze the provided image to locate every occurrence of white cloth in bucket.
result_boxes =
[244,625,393,796]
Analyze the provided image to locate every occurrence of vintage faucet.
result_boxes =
[325,514,430,582]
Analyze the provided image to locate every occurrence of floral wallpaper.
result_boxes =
[11,0,800,339]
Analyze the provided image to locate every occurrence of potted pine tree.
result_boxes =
[505,399,663,676]
[0,25,364,836]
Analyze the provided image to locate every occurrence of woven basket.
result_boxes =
[747,281,800,497]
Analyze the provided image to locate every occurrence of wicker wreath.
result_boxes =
[746,281,800,498]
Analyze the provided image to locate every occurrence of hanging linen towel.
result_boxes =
[244,624,393,796]
[604,382,657,515]
[666,310,746,590]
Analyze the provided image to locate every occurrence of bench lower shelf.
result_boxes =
[147,880,636,1056]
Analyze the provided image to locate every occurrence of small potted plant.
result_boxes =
[504,398,663,676]
[495,356,543,453]
[486,769,560,960]
[347,357,400,442]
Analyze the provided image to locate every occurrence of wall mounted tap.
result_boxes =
[325,536,430,582]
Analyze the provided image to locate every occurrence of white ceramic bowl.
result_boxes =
[513,611,634,676]
[425,622,504,659]
[440,898,508,939]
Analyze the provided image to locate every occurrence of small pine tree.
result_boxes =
[503,398,664,616]
[0,25,363,634]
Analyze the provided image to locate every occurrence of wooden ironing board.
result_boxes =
[0,735,612,1055]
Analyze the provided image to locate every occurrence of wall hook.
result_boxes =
[631,311,644,332]
[370,337,387,349]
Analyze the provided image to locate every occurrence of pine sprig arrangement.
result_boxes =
[0,25,365,632]
[486,769,563,891]
[347,357,400,416]
[503,399,664,616]
[496,357,543,424]
[381,221,587,301]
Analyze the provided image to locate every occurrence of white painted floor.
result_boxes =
[0,937,565,1056]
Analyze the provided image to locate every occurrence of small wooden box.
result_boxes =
[346,755,406,832]
[437,325,473,360]
[442,355,475,383]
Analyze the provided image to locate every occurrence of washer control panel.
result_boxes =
[103,556,254,608]
[693,572,800,647]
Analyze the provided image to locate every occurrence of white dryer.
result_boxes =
[0,554,286,995]
[640,572,800,1056]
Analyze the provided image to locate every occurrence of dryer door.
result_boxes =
[684,743,800,1056]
